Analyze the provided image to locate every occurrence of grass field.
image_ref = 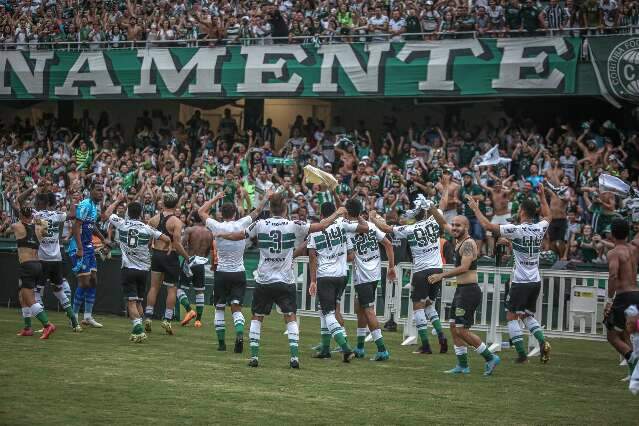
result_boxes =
[0,307,636,425]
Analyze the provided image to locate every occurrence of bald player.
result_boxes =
[145,192,190,335]
[178,212,214,329]
[428,216,500,376]
[607,219,639,378]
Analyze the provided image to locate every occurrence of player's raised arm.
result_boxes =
[368,210,392,233]
[465,194,500,235]
[537,184,551,224]
[198,191,225,223]
[308,206,347,233]
[249,188,274,221]
[429,203,452,234]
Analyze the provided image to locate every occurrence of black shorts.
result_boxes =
[180,263,206,291]
[213,271,247,307]
[150,249,179,285]
[252,282,297,316]
[450,283,482,328]
[19,261,43,290]
[336,276,348,303]
[506,281,541,315]
[605,291,639,332]
[122,267,147,301]
[548,219,568,242]
[355,281,377,308]
[317,276,347,314]
[411,268,443,303]
[38,261,64,288]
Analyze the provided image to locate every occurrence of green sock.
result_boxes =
[357,335,365,350]
[417,328,430,347]
[178,295,191,312]
[431,318,443,334]
[250,342,259,358]
[480,347,494,361]
[65,307,78,327]
[374,337,386,352]
[334,330,351,352]
[457,353,469,368]
[320,329,331,352]
[196,305,204,321]
[24,316,32,328]
[35,310,49,326]
[132,323,144,334]
[235,322,244,336]
[289,342,299,358]
[216,328,225,345]
[533,329,545,344]
[512,336,527,357]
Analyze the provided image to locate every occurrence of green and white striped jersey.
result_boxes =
[245,216,310,285]
[392,217,442,272]
[499,220,549,283]
[109,214,162,271]
[347,221,386,285]
[306,218,358,278]
[34,210,66,261]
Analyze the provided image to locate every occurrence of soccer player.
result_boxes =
[69,182,111,328]
[34,192,82,331]
[13,206,56,339]
[308,202,368,360]
[104,196,171,342]
[369,199,449,355]
[198,190,271,352]
[344,199,396,361]
[625,304,639,394]
[145,192,190,335]
[219,193,345,368]
[466,186,552,364]
[427,216,500,375]
[605,219,639,377]
[177,212,213,330]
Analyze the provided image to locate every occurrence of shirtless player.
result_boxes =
[437,169,460,223]
[607,219,639,378]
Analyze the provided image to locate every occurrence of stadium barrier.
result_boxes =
[292,257,615,345]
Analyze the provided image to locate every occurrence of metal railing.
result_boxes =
[292,257,618,345]
[0,26,636,51]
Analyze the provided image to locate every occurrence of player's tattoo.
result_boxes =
[461,240,476,258]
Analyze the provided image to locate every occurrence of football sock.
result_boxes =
[144,305,154,319]
[319,312,331,352]
[54,289,78,327]
[177,289,192,312]
[132,317,143,334]
[84,287,96,319]
[215,310,226,344]
[325,312,350,351]
[21,307,32,328]
[73,287,86,315]
[524,316,545,344]
[508,320,527,357]
[34,286,44,305]
[232,311,245,336]
[414,309,430,348]
[356,328,367,350]
[475,342,494,361]
[30,303,49,326]
[249,320,261,358]
[424,304,444,336]
[371,328,386,352]
[454,345,469,368]
[195,293,205,321]
[287,321,300,358]
[163,309,173,321]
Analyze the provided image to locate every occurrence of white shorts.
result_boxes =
[491,213,511,225]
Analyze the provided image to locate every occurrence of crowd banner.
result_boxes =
[0,37,580,100]
[589,35,639,108]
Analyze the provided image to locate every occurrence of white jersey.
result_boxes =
[347,221,386,285]
[392,217,442,272]
[109,214,162,271]
[246,216,310,285]
[34,210,66,261]
[306,218,359,278]
[499,220,549,283]
[206,216,252,272]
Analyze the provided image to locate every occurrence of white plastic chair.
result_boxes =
[568,285,598,333]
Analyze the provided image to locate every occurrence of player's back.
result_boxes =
[307,220,349,278]
[114,218,156,270]
[394,217,442,271]
[347,221,385,284]
[501,220,549,283]
[150,211,177,250]
[186,225,213,257]
[34,209,66,261]
[610,243,639,293]
[207,216,252,272]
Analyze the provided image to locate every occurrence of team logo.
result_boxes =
[607,38,639,103]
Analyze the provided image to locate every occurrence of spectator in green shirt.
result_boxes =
[521,0,544,34]
[505,0,523,32]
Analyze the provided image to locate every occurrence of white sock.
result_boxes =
[424,304,440,322]
[145,306,154,317]
[53,289,71,310]
[164,309,173,320]
[371,328,383,341]
[287,321,300,356]
[475,342,487,354]
[232,311,245,328]
[62,279,71,299]
[132,317,142,328]
[249,320,261,357]
[357,327,368,337]
[195,293,205,307]
[414,309,427,332]
[215,310,225,331]
[325,312,343,336]
[508,320,524,344]
[524,316,542,334]
[30,302,44,317]
[454,345,468,356]
[34,287,44,305]
[21,307,31,321]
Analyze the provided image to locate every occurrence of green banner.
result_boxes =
[0,38,580,100]
[589,35,639,107]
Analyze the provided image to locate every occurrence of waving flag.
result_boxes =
[478,145,512,167]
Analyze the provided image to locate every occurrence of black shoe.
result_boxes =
[412,345,432,354]
[218,343,227,351]
[342,350,355,363]
[515,354,529,364]
[438,335,448,354]
[234,335,244,354]
[248,357,259,367]
[290,358,300,369]
[312,351,332,359]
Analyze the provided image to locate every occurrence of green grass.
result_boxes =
[0,307,636,425]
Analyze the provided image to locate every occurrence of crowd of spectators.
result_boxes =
[0,106,637,267]
[0,0,637,49]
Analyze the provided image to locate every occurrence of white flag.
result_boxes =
[478,145,512,167]
[598,174,631,197]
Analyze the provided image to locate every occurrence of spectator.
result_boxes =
[368,7,389,42]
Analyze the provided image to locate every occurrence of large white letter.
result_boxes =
[492,38,568,90]
[54,52,121,96]
[396,40,485,91]
[0,51,53,95]
[312,43,390,93]
[134,48,225,94]
[237,45,307,93]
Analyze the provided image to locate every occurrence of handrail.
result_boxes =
[0,26,635,50]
